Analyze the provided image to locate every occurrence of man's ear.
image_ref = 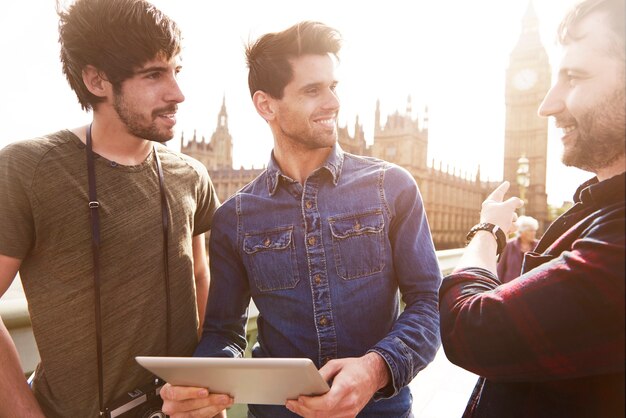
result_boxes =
[252,90,276,122]
[82,65,111,98]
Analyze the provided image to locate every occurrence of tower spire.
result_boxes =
[375,98,381,133]
[513,0,541,53]
[217,94,229,132]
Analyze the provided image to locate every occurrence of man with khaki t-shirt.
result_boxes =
[0,0,223,416]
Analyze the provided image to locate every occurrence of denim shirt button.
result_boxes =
[307,236,316,246]
[305,200,313,209]
[319,316,328,326]
[314,274,322,284]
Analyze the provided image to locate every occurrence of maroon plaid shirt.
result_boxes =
[440,173,625,417]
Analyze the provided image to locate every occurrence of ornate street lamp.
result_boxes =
[516,156,530,216]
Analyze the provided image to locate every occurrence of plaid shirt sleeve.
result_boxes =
[439,210,625,382]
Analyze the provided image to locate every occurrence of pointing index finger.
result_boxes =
[487,181,511,203]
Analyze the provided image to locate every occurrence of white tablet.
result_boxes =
[135,356,330,405]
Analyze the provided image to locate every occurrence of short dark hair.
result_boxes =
[245,21,342,99]
[57,0,182,111]
[558,0,625,58]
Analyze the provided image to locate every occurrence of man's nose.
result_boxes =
[166,76,185,104]
[322,88,340,110]
[538,83,565,117]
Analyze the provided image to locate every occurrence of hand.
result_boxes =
[160,383,233,418]
[480,181,524,235]
[285,353,389,418]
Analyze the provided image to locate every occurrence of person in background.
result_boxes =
[496,215,539,283]
[161,20,442,418]
[439,0,625,416]
[0,0,223,416]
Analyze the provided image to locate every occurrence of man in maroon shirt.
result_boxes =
[439,0,625,416]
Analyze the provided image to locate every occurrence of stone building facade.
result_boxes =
[180,97,264,200]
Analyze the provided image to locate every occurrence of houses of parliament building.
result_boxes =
[181,3,550,250]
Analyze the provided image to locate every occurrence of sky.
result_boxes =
[0,0,592,205]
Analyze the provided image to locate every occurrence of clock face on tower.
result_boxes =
[513,68,538,91]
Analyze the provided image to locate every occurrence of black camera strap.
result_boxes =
[85,124,171,416]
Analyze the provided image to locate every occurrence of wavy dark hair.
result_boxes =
[245,21,342,99]
[57,0,182,111]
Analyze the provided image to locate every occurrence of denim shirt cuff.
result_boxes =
[367,348,400,399]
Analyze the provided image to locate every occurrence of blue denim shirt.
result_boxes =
[196,145,442,417]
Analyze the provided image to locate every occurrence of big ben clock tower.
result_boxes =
[504,1,550,231]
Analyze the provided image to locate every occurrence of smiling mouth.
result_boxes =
[562,125,576,134]
[156,113,177,128]
[154,105,178,120]
[314,117,336,127]
[555,120,577,139]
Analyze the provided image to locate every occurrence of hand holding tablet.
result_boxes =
[136,356,330,405]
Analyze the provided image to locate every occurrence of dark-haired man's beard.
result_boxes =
[276,113,338,151]
[561,87,626,173]
[113,93,176,143]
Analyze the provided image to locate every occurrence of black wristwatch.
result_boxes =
[466,222,507,258]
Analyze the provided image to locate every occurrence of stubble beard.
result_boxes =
[278,118,338,151]
[562,87,626,173]
[113,93,175,143]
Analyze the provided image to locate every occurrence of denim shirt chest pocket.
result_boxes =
[242,226,300,292]
[328,209,385,280]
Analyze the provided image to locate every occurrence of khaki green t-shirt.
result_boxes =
[0,130,219,417]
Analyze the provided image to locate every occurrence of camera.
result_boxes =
[105,378,166,418]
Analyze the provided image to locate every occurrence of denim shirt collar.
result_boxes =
[265,143,345,195]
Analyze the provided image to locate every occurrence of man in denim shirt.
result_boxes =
[162,21,441,418]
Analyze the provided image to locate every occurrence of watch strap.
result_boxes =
[466,222,507,257]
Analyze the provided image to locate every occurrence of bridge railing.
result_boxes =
[0,248,464,375]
